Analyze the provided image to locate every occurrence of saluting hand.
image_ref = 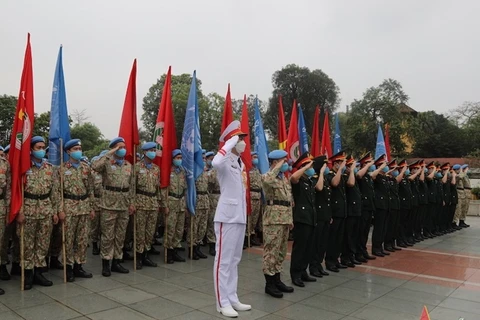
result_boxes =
[107,146,120,156]
[16,213,25,225]
[53,214,59,225]
[129,205,135,215]
[320,163,327,174]
[58,212,66,222]
[339,159,346,169]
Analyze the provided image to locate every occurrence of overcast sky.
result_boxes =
[1,0,479,139]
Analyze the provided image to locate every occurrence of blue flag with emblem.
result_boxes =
[253,97,269,174]
[298,103,309,154]
[333,113,342,154]
[375,123,387,160]
[181,71,203,215]
[49,45,71,166]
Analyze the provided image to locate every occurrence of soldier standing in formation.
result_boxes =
[206,151,218,256]
[0,147,10,295]
[247,152,262,247]
[89,150,107,256]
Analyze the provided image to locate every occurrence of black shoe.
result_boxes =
[122,250,134,261]
[176,246,186,252]
[318,265,329,276]
[74,263,93,278]
[102,259,111,277]
[274,273,294,293]
[309,268,323,278]
[24,269,34,290]
[460,221,470,228]
[355,255,368,263]
[188,246,200,260]
[10,262,21,276]
[397,242,408,248]
[33,268,53,286]
[0,287,4,295]
[49,257,63,270]
[66,265,75,282]
[381,250,391,256]
[341,260,355,268]
[326,265,339,273]
[363,253,377,260]
[301,272,317,282]
[0,264,11,280]
[336,262,348,269]
[148,247,161,255]
[195,246,208,259]
[208,243,216,256]
[351,258,362,265]
[136,252,143,270]
[292,278,305,287]
[373,251,385,257]
[92,242,100,255]
[154,238,163,246]
[111,259,129,273]
[172,249,186,262]
[250,236,261,247]
[384,247,395,253]
[142,252,157,267]
[264,274,283,298]
[166,249,174,264]
[392,246,402,251]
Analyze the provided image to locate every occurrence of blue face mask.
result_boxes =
[382,166,389,173]
[405,169,411,175]
[392,170,399,177]
[202,161,206,168]
[173,159,182,167]
[32,150,46,160]
[115,148,126,158]
[70,150,83,161]
[145,151,156,160]
[207,160,212,166]
[252,159,259,166]
[288,166,293,172]
[369,165,376,172]
[280,163,289,173]
[354,168,359,174]
[324,167,330,175]
[435,172,442,178]
[305,168,315,177]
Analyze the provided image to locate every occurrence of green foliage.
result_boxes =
[0,95,17,146]
[70,122,108,158]
[32,111,51,139]
[232,95,268,148]
[264,64,340,138]
[472,187,480,200]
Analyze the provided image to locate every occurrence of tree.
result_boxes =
[201,93,224,151]
[71,109,89,126]
[448,101,480,156]
[70,122,108,158]
[32,111,51,138]
[0,95,17,146]
[264,64,340,138]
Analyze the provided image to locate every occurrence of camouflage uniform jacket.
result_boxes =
[249,168,262,200]
[24,159,60,219]
[457,172,466,199]
[160,166,187,207]
[196,170,209,210]
[208,168,220,194]
[262,166,293,225]
[91,155,133,211]
[92,169,103,210]
[134,160,161,210]
[60,161,94,216]
[0,158,11,212]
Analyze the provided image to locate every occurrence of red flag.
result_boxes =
[286,100,300,161]
[153,67,177,188]
[419,306,430,320]
[385,123,391,162]
[218,84,233,149]
[278,95,287,150]
[240,95,252,216]
[118,59,139,164]
[9,34,35,223]
[320,110,333,158]
[311,105,321,157]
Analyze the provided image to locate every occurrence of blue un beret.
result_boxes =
[91,156,99,162]
[268,150,288,160]
[109,137,125,148]
[206,151,215,157]
[4,145,10,154]
[461,164,469,169]
[251,151,258,156]
[142,142,156,151]
[99,150,108,157]
[172,149,182,158]
[202,149,206,154]
[452,164,461,170]
[64,139,81,151]
[31,136,45,147]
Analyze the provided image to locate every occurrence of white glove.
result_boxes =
[223,135,239,152]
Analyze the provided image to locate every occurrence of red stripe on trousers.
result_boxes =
[215,222,223,307]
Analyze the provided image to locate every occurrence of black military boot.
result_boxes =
[111,259,129,273]
[264,274,283,298]
[66,265,75,282]
[142,252,157,267]
[208,243,216,256]
[74,263,92,278]
[33,267,53,286]
[10,262,21,276]
[274,273,294,293]
[49,256,63,270]
[24,269,34,290]
[166,249,174,264]
[92,242,100,255]
[173,249,186,262]
[195,245,208,259]
[102,259,111,277]
[188,246,199,260]
[0,287,4,295]
[0,264,11,280]
[460,220,470,228]
[250,235,261,246]
[122,249,134,261]
[148,246,161,255]
[136,252,143,270]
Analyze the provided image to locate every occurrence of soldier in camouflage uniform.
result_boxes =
[460,164,471,228]
[0,152,11,295]
[133,142,160,269]
[161,149,187,264]
[90,151,107,255]
[452,164,466,228]
[92,137,134,277]
[16,136,60,290]
[60,139,95,282]
[186,150,209,260]
[262,150,294,298]
[206,151,218,256]
[247,152,262,247]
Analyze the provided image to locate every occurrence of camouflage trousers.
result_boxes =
[262,224,289,276]
[0,212,5,264]
[186,208,208,246]
[49,223,63,258]
[206,196,218,244]
[164,198,185,249]
[247,199,261,236]
[462,190,472,220]
[135,210,157,253]
[454,197,465,223]
[90,209,102,243]
[17,217,52,269]
[1,220,20,264]
[124,216,134,248]
[100,210,129,260]
[65,214,90,266]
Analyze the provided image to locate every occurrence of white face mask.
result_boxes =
[235,140,246,153]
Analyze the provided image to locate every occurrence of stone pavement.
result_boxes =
[3,219,480,320]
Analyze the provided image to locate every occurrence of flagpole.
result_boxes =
[133,146,137,271]
[20,184,24,291]
[190,216,194,260]
[60,138,67,283]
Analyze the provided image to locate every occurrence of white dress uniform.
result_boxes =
[212,120,251,317]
